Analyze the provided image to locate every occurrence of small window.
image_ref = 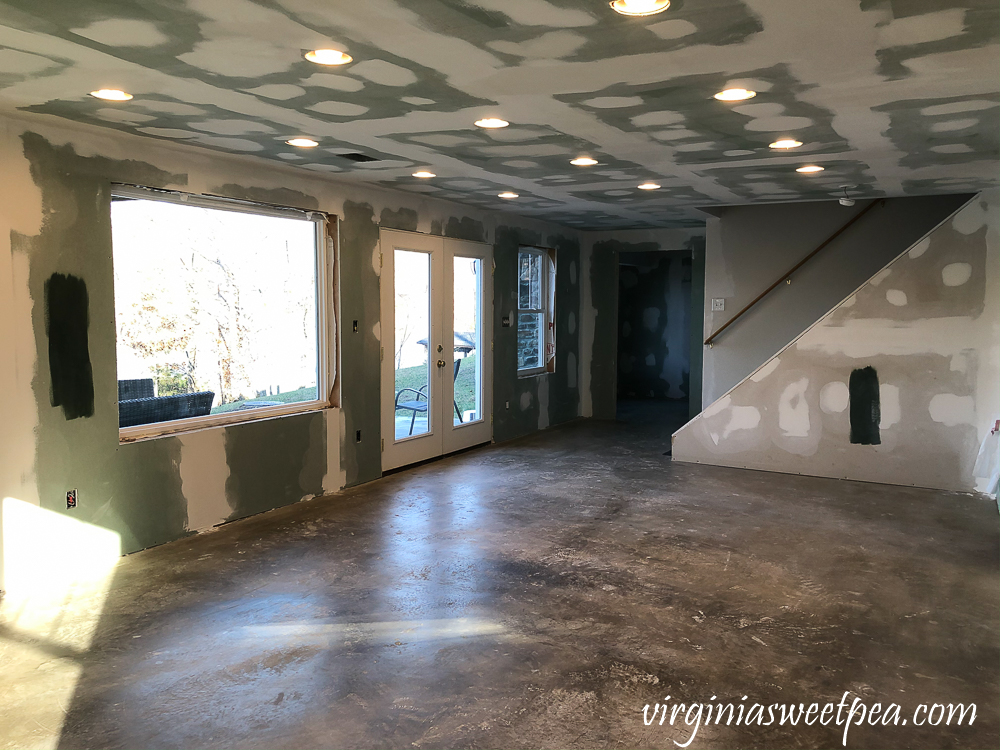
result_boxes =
[517,248,554,375]
[111,188,330,438]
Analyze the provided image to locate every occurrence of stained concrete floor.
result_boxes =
[2,403,998,750]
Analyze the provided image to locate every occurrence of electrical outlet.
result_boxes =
[505,401,510,410]
[66,489,77,509]
[711,298,725,311]
[352,320,358,333]
[355,430,362,443]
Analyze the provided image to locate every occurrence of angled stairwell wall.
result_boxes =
[673,191,998,493]
[702,194,975,406]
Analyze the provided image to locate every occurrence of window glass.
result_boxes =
[517,312,543,370]
[111,194,321,430]
[517,250,547,372]
[518,252,541,310]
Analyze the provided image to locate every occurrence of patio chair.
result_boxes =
[395,361,464,436]
[451,358,464,423]
[394,384,429,436]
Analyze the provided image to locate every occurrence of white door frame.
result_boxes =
[379,230,493,471]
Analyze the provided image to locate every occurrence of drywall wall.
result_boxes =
[702,194,974,406]
[0,110,591,564]
[493,227,583,443]
[587,229,706,419]
[674,191,998,493]
[617,250,692,401]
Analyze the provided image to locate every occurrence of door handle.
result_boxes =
[437,359,447,368]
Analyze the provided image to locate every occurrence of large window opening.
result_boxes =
[111,189,328,435]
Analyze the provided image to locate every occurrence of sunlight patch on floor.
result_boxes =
[240,616,507,646]
[1,497,121,749]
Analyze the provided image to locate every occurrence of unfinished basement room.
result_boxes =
[0,1,997,749]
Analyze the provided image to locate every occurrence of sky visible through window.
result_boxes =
[111,197,318,415]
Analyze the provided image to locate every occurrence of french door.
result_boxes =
[379,229,493,471]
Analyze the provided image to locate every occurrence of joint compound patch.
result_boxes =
[723,406,760,439]
[778,378,810,438]
[928,393,975,427]
[886,289,908,306]
[879,385,901,430]
[941,262,972,286]
[820,382,849,414]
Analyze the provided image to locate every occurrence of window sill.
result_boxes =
[517,367,548,379]
[119,400,332,444]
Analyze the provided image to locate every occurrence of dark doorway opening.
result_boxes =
[615,250,694,435]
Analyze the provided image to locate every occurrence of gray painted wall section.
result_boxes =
[674,191,999,493]
[339,201,382,488]
[0,112,591,562]
[493,228,583,443]
[702,194,974,406]
[588,242,620,421]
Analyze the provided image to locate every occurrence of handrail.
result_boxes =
[704,198,885,346]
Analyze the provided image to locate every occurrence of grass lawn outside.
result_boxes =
[210,384,318,415]
[206,354,478,420]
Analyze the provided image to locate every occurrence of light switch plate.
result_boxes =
[711,298,725,311]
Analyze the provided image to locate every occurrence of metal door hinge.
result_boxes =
[379,252,383,269]
[380,346,384,362]
[381,438,384,452]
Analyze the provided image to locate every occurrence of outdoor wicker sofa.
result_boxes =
[118,378,215,428]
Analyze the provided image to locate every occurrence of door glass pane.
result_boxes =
[453,257,482,426]
[394,249,431,440]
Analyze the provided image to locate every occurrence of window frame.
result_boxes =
[111,184,336,443]
[516,247,549,377]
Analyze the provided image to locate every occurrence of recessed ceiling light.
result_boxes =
[610,0,671,16]
[305,49,352,66]
[570,157,599,166]
[796,165,825,173]
[714,88,757,102]
[286,138,319,148]
[638,182,661,190]
[475,118,509,129]
[770,139,803,150]
[498,191,519,199]
[412,170,436,178]
[90,89,132,101]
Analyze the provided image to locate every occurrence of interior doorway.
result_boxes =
[379,229,493,471]
[615,249,694,433]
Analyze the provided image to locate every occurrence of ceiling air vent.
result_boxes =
[338,152,379,163]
